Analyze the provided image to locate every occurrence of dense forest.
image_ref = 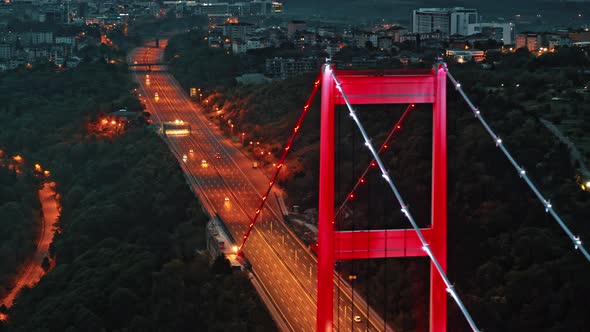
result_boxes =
[0,162,39,301]
[168,35,590,331]
[0,57,275,330]
[164,32,242,89]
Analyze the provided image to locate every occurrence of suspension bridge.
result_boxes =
[130,43,589,332]
[236,62,590,332]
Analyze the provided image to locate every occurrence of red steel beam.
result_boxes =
[332,72,436,105]
[334,228,432,260]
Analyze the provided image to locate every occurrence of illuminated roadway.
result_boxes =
[1,182,58,310]
[128,42,391,332]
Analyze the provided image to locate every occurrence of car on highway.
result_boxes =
[201,159,208,167]
[182,154,187,162]
[224,196,230,202]
[215,152,222,159]
[189,149,194,154]
[353,316,362,323]
[252,162,258,168]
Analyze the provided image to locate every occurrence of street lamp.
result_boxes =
[241,132,245,145]
[230,123,234,136]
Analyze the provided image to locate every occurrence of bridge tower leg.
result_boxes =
[317,64,336,332]
[430,64,447,332]
[316,63,448,332]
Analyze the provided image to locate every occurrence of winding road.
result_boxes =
[1,182,59,311]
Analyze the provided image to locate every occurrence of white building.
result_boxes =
[30,32,54,45]
[353,32,378,48]
[325,43,340,57]
[445,49,485,63]
[0,44,14,60]
[318,27,335,38]
[412,7,478,37]
[467,22,515,45]
[287,20,307,37]
[266,57,321,79]
[55,36,76,45]
[548,35,572,50]
[247,38,263,49]
[215,22,256,41]
[516,33,542,52]
[197,3,230,15]
[231,41,248,54]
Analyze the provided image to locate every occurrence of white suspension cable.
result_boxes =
[442,64,590,264]
[330,68,482,332]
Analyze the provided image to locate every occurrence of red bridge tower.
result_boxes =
[317,64,448,332]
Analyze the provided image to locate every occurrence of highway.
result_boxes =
[128,43,391,332]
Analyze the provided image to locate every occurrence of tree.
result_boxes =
[109,288,140,326]
[210,255,232,275]
[41,256,50,272]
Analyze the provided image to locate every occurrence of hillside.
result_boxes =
[0,57,275,331]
